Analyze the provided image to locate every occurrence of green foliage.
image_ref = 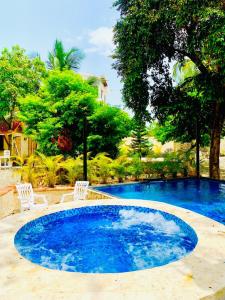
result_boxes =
[88,105,132,158]
[86,76,99,87]
[60,156,83,186]
[47,39,84,71]
[173,59,200,84]
[19,70,131,157]
[150,119,210,147]
[89,153,113,184]
[149,121,175,144]
[131,120,152,157]
[114,0,225,112]
[17,148,199,187]
[0,45,46,127]
[145,161,167,179]
[112,155,131,182]
[113,0,225,178]
[36,153,63,187]
[128,154,143,181]
[117,140,132,156]
[15,155,40,187]
[19,70,98,155]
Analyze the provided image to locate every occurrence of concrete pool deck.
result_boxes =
[0,199,225,300]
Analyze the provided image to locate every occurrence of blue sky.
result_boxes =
[0,0,123,106]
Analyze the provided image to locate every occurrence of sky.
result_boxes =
[0,0,123,106]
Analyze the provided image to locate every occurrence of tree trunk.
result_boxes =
[209,102,224,179]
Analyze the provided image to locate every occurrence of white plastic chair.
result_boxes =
[61,181,89,203]
[2,150,11,168]
[16,183,48,212]
[3,150,10,158]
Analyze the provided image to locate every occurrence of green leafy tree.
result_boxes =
[47,39,84,71]
[88,105,132,158]
[0,45,46,130]
[131,120,152,158]
[19,71,131,158]
[113,0,225,179]
[19,70,98,155]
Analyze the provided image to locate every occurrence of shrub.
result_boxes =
[35,153,63,187]
[60,156,83,186]
[113,155,131,183]
[89,153,113,184]
[128,155,144,181]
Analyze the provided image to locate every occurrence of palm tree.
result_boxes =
[60,156,83,186]
[47,39,83,71]
[36,153,64,187]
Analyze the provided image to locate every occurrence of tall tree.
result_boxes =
[150,59,212,176]
[113,0,225,179]
[0,45,46,130]
[88,105,132,158]
[131,120,151,158]
[47,40,84,71]
[19,71,131,158]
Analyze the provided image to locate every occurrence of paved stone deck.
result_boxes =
[0,199,225,300]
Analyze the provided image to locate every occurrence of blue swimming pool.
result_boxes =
[14,205,197,273]
[95,179,225,225]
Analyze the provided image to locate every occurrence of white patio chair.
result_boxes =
[3,150,10,158]
[2,150,11,168]
[61,181,89,203]
[16,183,48,212]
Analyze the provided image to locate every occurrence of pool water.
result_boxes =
[95,179,225,225]
[14,205,197,273]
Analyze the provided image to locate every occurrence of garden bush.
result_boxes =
[16,149,198,187]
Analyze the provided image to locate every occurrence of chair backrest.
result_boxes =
[16,183,34,207]
[74,181,89,200]
[3,150,10,158]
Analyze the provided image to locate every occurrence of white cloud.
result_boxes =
[86,27,114,56]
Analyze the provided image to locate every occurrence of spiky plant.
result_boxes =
[128,154,144,181]
[47,39,83,71]
[36,153,63,187]
[90,153,113,184]
[13,155,40,187]
[60,156,83,186]
[113,154,131,183]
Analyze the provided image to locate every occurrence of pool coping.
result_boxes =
[0,199,225,300]
[92,176,225,189]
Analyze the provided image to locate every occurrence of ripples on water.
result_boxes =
[95,179,225,224]
[15,206,197,273]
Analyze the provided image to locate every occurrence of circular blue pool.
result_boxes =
[14,205,198,273]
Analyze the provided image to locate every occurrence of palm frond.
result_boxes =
[47,40,83,71]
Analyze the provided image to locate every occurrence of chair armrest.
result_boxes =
[34,193,48,204]
[61,192,73,203]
